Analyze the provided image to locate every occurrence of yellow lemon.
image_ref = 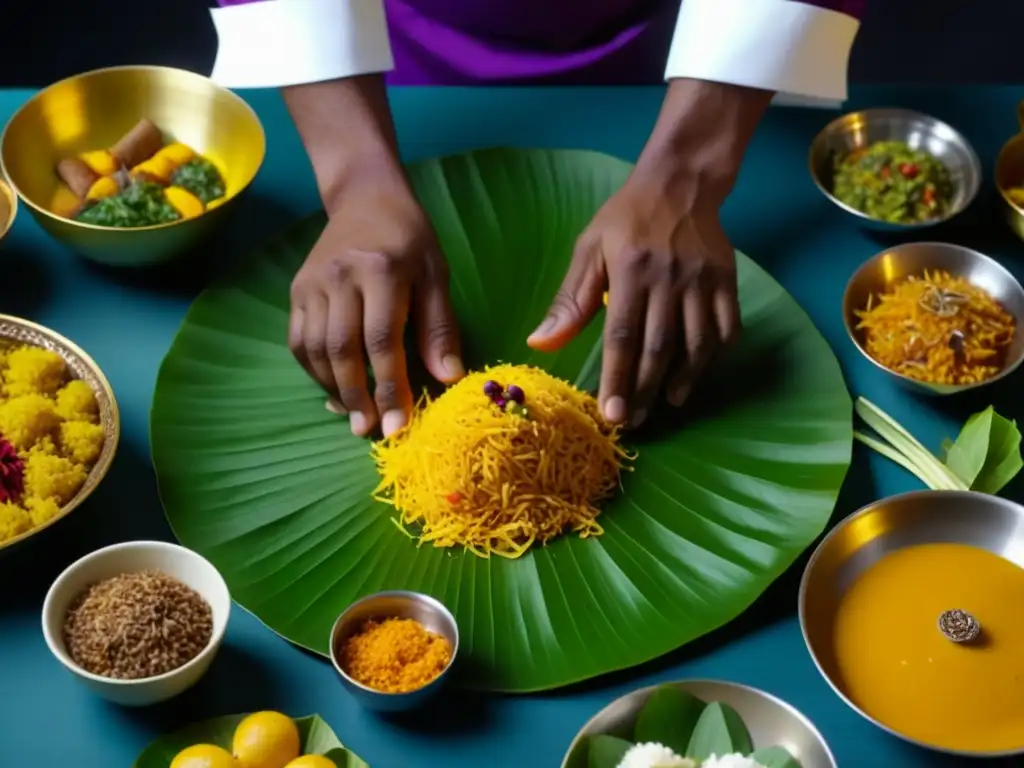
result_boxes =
[170,744,235,768]
[232,711,301,768]
[284,757,337,768]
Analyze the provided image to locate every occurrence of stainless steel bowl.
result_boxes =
[843,241,1024,395]
[328,590,459,713]
[809,108,981,230]
[799,490,1024,759]
[561,680,837,768]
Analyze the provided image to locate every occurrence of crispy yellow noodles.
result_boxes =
[855,270,1015,385]
[371,364,632,559]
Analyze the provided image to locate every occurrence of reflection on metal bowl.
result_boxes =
[809,107,981,231]
[799,490,1024,759]
[561,679,837,768]
[0,314,119,553]
[842,241,1024,395]
[0,177,16,244]
[0,65,265,267]
[995,100,1024,244]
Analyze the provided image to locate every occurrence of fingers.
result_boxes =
[362,275,414,438]
[712,280,742,348]
[415,256,464,385]
[630,285,677,426]
[293,294,335,394]
[599,263,645,424]
[527,238,605,352]
[325,288,377,436]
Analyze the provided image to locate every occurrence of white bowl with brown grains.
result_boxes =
[41,540,231,707]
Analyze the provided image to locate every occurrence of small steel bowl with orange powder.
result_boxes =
[329,590,459,712]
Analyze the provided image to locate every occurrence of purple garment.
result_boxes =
[217,0,865,85]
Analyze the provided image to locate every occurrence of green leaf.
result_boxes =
[685,702,752,761]
[749,745,801,768]
[944,408,994,486]
[633,686,706,755]
[150,148,853,691]
[966,410,1022,494]
[588,735,633,768]
[132,714,366,767]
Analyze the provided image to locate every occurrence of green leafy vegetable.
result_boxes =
[750,745,801,768]
[685,702,752,761]
[588,735,633,768]
[132,714,367,768]
[171,158,226,203]
[76,181,180,228]
[634,687,706,756]
[854,398,1023,495]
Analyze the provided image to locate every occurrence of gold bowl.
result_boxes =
[0,315,120,553]
[842,241,1024,395]
[0,65,265,267]
[0,177,16,244]
[995,100,1024,243]
[799,490,1024,758]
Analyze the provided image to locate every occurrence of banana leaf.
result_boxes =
[150,148,852,692]
[133,714,368,767]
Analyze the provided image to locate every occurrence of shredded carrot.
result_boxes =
[371,364,632,559]
[339,617,452,693]
[855,270,1016,386]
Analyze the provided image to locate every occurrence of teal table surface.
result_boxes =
[1,84,1023,768]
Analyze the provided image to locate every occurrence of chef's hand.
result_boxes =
[527,168,739,427]
[527,79,774,427]
[289,171,464,438]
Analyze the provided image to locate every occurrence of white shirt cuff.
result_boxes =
[210,0,394,89]
[665,0,860,108]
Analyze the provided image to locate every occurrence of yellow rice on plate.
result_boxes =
[0,344,105,544]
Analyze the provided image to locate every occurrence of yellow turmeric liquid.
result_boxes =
[832,543,1024,752]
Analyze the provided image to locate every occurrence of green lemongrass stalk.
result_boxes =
[854,397,968,491]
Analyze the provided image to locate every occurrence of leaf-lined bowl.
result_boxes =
[150,148,852,692]
[133,713,368,767]
[561,680,836,768]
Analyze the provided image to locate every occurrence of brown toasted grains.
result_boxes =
[62,569,213,680]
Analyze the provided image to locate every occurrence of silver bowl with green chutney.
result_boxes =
[809,107,981,231]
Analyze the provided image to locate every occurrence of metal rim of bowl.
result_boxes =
[559,678,838,768]
[41,539,231,685]
[798,489,1024,759]
[328,590,460,697]
[807,107,982,229]
[0,313,120,553]
[841,242,1024,391]
[995,133,1024,216]
[0,176,17,241]
[0,64,266,233]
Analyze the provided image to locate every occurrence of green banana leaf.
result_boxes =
[133,713,368,767]
[150,148,852,692]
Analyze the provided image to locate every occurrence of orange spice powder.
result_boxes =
[339,617,452,693]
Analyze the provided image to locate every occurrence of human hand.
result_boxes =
[527,168,740,427]
[289,171,464,437]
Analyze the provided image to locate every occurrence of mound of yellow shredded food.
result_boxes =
[0,344,105,544]
[856,270,1016,385]
[372,364,631,559]
[339,617,452,693]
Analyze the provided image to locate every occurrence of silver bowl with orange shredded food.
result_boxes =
[843,242,1024,395]
[329,590,459,712]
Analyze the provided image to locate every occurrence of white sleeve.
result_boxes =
[664,0,861,109]
[210,0,395,89]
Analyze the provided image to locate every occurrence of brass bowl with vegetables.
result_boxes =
[809,108,981,230]
[843,242,1024,395]
[800,489,1024,758]
[0,65,265,267]
[994,100,1024,244]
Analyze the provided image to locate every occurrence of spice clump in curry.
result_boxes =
[833,140,953,224]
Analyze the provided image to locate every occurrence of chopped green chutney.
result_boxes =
[75,182,180,228]
[833,140,953,224]
[171,158,226,204]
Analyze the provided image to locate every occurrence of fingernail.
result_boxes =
[669,384,691,407]
[349,411,370,436]
[603,396,627,424]
[442,355,465,381]
[529,316,557,340]
[382,409,407,437]
[325,398,346,415]
[628,408,648,429]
